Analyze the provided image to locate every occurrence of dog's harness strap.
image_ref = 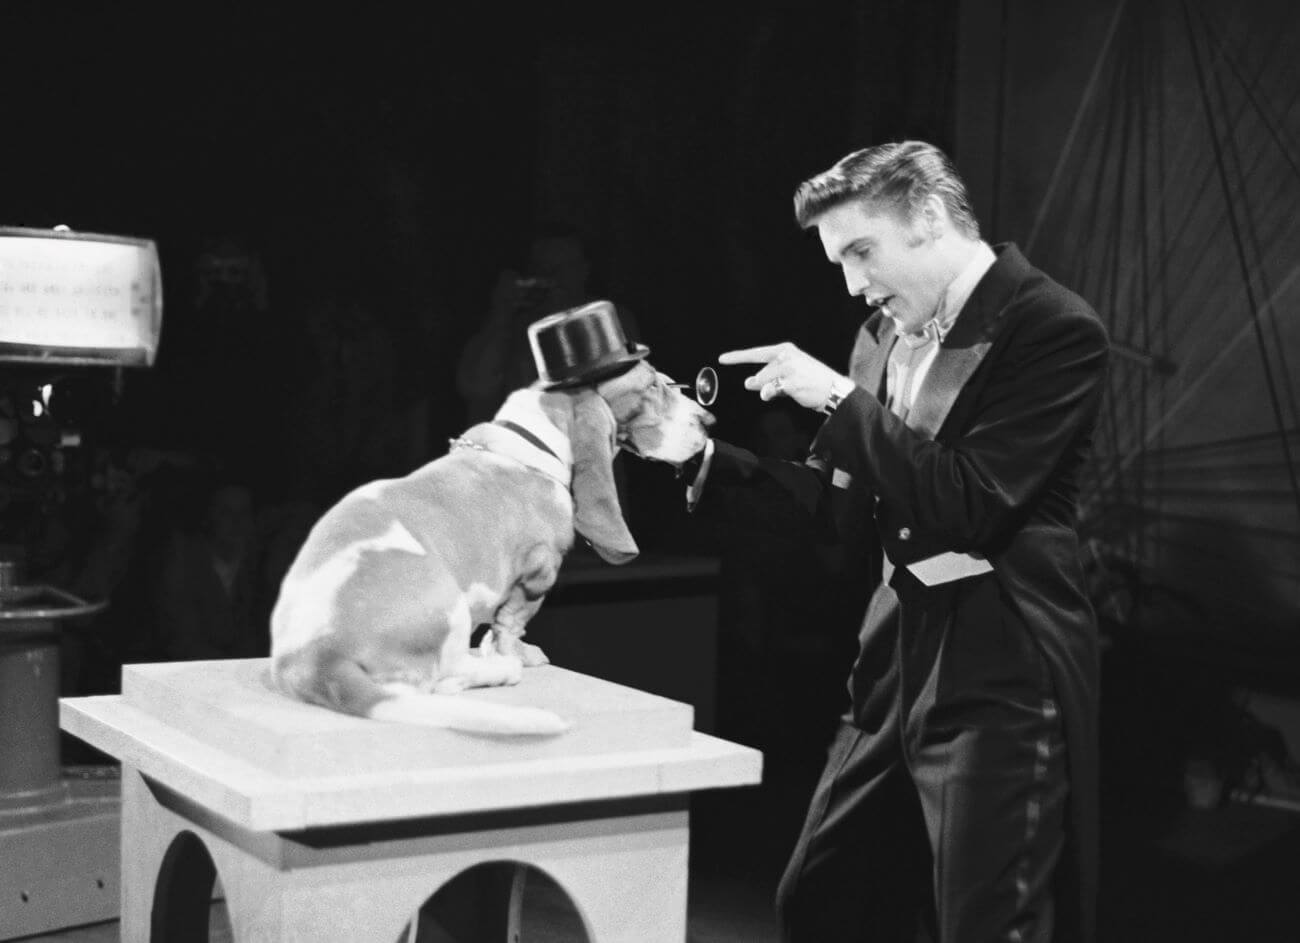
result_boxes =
[495,420,561,460]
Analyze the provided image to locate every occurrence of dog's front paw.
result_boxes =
[490,629,550,668]
[433,676,469,694]
[440,652,524,689]
[517,641,550,668]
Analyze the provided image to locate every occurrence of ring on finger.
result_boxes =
[771,376,784,394]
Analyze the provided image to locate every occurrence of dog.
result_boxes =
[269,361,714,735]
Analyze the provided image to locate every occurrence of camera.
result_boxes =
[0,227,162,559]
[514,276,555,310]
[0,371,97,547]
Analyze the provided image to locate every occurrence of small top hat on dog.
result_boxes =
[528,300,651,389]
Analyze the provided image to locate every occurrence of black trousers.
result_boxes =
[775,577,1069,942]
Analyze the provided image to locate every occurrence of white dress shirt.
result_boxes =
[887,241,997,420]
[686,241,998,522]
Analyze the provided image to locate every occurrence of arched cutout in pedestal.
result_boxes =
[151,829,230,942]
[401,861,592,943]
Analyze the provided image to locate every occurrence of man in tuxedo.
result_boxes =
[682,141,1109,941]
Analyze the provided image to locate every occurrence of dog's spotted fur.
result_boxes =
[269,363,713,735]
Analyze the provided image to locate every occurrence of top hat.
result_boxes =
[528,300,650,390]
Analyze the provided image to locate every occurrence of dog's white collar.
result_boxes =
[446,390,575,488]
[451,391,574,489]
[449,430,572,488]
[494,391,573,467]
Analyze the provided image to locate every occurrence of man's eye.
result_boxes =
[853,247,871,260]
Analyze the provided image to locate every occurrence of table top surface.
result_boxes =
[60,658,761,832]
[116,659,700,776]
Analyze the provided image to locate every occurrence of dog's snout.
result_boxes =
[603,362,716,466]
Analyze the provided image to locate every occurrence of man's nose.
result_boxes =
[843,266,870,297]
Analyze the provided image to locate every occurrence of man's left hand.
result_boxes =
[718,342,844,411]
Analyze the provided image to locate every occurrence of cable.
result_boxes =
[1194,0,1300,433]
[1181,0,1300,521]
[1135,428,1300,457]
[990,0,1012,237]
[1196,2,1300,184]
[1025,0,1131,256]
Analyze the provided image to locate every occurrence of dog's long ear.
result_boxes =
[570,389,639,565]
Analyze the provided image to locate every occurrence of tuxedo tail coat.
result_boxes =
[704,244,1109,942]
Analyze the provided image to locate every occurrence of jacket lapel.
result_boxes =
[848,310,894,402]
[907,244,1029,440]
[907,342,990,440]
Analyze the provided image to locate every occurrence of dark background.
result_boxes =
[4,3,1300,939]
[1,0,962,746]
[0,2,956,451]
[3,0,1297,724]
[3,0,1298,755]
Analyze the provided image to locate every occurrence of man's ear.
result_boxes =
[921,193,946,241]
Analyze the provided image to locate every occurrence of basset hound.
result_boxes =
[269,362,713,735]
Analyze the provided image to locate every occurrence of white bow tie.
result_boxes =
[898,315,953,351]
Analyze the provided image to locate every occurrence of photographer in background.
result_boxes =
[455,221,641,424]
[151,470,267,662]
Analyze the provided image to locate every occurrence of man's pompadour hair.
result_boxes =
[792,140,981,239]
